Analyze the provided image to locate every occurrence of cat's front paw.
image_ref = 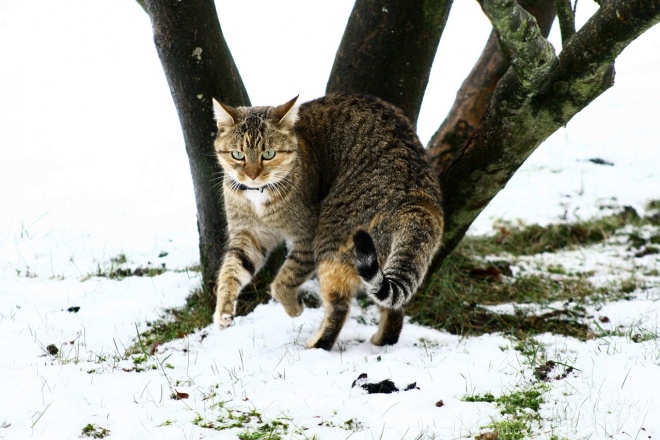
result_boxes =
[282,300,303,318]
[276,294,303,318]
[213,310,234,329]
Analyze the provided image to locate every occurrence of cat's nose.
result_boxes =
[245,164,260,181]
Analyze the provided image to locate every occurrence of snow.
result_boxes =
[1,0,659,439]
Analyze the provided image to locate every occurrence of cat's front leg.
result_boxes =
[271,241,315,318]
[214,233,269,329]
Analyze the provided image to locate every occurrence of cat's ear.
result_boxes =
[273,95,299,128]
[213,98,237,128]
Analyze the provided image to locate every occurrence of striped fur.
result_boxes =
[211,93,443,350]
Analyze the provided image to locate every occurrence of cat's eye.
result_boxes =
[262,149,276,161]
[231,150,245,161]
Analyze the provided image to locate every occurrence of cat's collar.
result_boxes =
[233,181,268,193]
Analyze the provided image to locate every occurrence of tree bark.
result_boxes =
[555,0,576,43]
[428,0,557,173]
[143,0,250,298]
[434,0,660,269]
[326,0,453,125]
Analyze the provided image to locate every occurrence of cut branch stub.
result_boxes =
[481,0,558,88]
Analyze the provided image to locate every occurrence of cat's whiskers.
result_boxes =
[267,182,283,203]
[210,173,227,191]
[274,173,305,200]
[265,177,288,203]
[220,174,245,192]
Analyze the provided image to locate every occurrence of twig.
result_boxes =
[556,0,577,43]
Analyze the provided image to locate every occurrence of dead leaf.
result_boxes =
[173,390,189,400]
[475,432,499,440]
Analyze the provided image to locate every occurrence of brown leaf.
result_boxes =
[475,432,499,440]
[495,226,511,244]
[149,342,161,355]
[469,266,503,281]
[173,390,189,400]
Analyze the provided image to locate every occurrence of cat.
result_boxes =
[212,93,443,350]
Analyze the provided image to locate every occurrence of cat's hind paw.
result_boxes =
[214,311,234,329]
[298,288,321,309]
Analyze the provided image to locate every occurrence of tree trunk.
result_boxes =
[433,0,660,270]
[326,0,453,125]
[143,0,250,298]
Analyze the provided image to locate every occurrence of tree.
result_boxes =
[141,0,660,301]
[141,0,250,295]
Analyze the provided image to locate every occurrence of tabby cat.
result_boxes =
[212,93,443,350]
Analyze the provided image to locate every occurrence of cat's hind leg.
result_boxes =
[370,307,404,346]
[306,259,361,350]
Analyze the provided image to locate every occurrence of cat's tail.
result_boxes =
[353,229,418,309]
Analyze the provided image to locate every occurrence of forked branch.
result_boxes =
[434,0,660,269]
[428,0,556,173]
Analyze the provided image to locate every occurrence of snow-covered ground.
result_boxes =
[1,1,659,439]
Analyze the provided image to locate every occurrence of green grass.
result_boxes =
[126,290,213,356]
[408,204,660,341]
[81,423,110,439]
[463,392,496,403]
[192,404,291,439]
[82,252,170,281]
[407,249,597,340]
[463,386,546,414]
[464,206,645,256]
[465,384,549,440]
[482,418,531,440]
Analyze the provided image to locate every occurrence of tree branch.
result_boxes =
[135,0,147,14]
[555,0,576,43]
[427,0,556,173]
[434,0,660,267]
[326,0,452,125]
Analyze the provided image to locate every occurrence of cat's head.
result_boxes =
[212,96,299,189]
